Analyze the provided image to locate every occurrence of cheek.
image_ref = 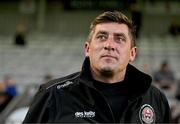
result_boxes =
[118,49,132,60]
[90,44,102,53]
[89,45,103,62]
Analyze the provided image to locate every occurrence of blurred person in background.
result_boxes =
[3,75,17,98]
[169,18,180,37]
[0,75,17,113]
[153,61,176,90]
[23,11,171,123]
[14,22,27,46]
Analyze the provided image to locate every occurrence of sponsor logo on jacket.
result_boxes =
[57,81,73,89]
[75,111,95,118]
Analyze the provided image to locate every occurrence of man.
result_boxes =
[23,11,171,123]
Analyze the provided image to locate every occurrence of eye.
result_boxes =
[115,36,125,43]
[96,34,107,41]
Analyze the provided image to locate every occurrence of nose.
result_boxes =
[104,46,115,51]
[104,38,115,51]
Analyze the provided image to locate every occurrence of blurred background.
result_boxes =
[0,0,180,123]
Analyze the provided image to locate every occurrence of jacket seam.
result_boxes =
[37,88,53,122]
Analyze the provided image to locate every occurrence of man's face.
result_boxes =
[85,23,137,76]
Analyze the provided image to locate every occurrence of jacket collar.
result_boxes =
[79,57,152,97]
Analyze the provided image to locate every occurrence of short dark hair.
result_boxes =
[87,11,136,47]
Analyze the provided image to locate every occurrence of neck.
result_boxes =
[91,68,126,84]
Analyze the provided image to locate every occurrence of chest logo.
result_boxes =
[75,111,95,118]
[139,104,155,124]
[57,81,73,89]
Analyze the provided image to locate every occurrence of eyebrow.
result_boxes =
[97,30,125,35]
[96,31,108,35]
[114,33,126,38]
[95,30,127,40]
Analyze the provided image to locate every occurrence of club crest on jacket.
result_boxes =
[139,104,155,124]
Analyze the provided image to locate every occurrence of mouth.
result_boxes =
[101,55,117,60]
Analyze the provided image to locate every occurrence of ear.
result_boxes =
[129,47,137,62]
[84,42,90,57]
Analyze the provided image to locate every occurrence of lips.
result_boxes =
[101,55,117,60]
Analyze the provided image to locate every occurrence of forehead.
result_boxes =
[94,23,129,35]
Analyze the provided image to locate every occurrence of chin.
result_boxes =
[100,64,114,71]
[101,66,113,71]
[99,67,114,77]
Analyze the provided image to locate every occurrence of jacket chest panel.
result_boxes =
[54,89,96,122]
[53,85,160,123]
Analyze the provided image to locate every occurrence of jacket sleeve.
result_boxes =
[151,86,172,123]
[23,86,52,123]
[160,92,172,123]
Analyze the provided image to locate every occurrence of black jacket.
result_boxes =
[23,58,171,123]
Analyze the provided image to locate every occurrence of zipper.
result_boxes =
[87,85,116,122]
[118,100,131,123]
[97,90,116,123]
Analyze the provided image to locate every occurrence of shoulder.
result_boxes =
[40,72,81,91]
[149,85,161,93]
[148,85,164,97]
[148,85,169,104]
